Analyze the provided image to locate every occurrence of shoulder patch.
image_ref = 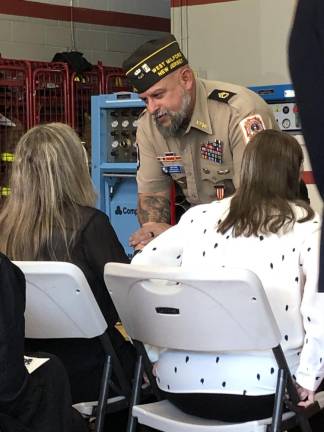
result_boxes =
[239,114,265,144]
[209,89,236,103]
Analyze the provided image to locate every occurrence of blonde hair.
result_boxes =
[0,122,96,260]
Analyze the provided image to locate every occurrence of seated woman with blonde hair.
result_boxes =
[133,129,324,427]
[0,122,134,403]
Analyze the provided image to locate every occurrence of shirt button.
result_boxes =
[203,168,210,174]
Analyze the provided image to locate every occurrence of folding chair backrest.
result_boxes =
[15,261,107,339]
[105,263,282,352]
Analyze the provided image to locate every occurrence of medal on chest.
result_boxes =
[157,152,184,174]
[200,139,223,164]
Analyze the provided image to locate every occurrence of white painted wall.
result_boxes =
[172,0,296,86]
[0,1,170,65]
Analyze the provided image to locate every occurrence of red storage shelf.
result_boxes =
[30,60,71,126]
[0,58,30,203]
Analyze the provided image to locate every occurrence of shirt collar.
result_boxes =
[185,79,212,135]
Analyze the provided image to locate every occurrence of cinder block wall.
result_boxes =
[0,0,170,65]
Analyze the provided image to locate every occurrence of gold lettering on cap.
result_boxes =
[157,66,170,77]
[165,52,182,64]
[152,61,166,73]
[170,58,184,70]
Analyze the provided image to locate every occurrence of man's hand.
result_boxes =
[129,222,171,249]
[296,383,315,407]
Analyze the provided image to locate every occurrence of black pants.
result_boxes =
[164,391,324,430]
[164,391,275,422]
[0,353,87,432]
[26,327,136,403]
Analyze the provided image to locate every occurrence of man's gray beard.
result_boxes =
[154,92,192,138]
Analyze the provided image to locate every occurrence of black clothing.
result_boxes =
[0,253,27,402]
[164,391,275,422]
[289,0,324,292]
[0,253,81,432]
[25,207,135,403]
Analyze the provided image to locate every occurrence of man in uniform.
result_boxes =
[123,34,278,249]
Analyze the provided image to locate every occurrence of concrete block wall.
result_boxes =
[0,0,170,65]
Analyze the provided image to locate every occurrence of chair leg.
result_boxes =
[127,355,143,432]
[95,354,112,432]
[271,368,287,432]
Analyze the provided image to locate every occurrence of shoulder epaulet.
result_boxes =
[138,108,147,119]
[209,89,236,103]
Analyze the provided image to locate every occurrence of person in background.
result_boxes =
[133,130,324,428]
[0,252,87,432]
[289,0,324,296]
[0,123,135,403]
[122,34,281,249]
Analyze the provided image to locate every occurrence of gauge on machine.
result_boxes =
[282,118,291,129]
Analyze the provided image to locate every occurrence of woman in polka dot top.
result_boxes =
[132,129,324,423]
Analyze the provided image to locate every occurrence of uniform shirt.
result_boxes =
[136,78,279,204]
[132,198,324,395]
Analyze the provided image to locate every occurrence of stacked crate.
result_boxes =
[0,56,131,203]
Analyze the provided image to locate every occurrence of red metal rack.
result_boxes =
[30,61,71,126]
[70,63,103,157]
[0,58,30,203]
[102,66,132,93]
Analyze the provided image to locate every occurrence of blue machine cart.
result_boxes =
[91,92,145,258]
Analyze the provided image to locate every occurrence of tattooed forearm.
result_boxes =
[138,192,170,225]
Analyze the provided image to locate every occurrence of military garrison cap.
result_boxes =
[122,34,188,93]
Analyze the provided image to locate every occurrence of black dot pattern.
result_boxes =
[143,205,322,398]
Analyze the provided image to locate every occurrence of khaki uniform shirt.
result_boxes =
[136,78,279,205]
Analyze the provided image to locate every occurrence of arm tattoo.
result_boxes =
[138,195,170,225]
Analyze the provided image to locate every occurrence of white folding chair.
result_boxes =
[104,262,324,432]
[14,261,131,432]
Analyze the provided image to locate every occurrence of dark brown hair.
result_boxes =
[218,129,314,237]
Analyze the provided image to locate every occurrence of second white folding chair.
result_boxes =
[104,262,324,432]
